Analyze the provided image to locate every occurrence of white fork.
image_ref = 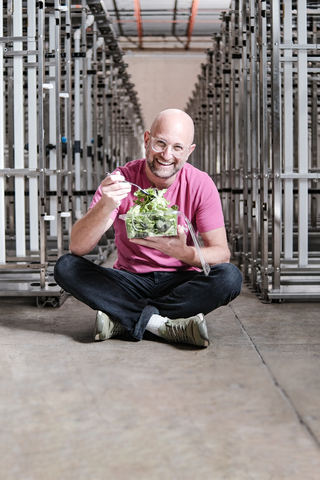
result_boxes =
[106,172,157,196]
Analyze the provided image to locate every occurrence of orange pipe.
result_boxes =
[186,0,200,49]
[133,0,143,48]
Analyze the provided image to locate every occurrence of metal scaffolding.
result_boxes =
[0,0,144,306]
[186,0,320,302]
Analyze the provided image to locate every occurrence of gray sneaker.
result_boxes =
[94,310,127,341]
[158,313,210,347]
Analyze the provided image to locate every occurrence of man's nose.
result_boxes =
[161,145,173,160]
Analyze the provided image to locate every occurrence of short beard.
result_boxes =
[145,143,180,179]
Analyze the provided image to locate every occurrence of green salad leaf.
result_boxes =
[125,188,179,238]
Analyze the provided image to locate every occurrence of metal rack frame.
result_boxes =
[186,0,320,302]
[0,0,144,306]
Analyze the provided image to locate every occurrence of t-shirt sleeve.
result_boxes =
[195,175,225,233]
[88,184,119,221]
[89,185,102,209]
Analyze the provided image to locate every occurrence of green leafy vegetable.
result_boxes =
[125,188,179,238]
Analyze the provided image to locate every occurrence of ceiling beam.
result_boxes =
[112,0,124,36]
[172,0,178,36]
[133,0,143,49]
[186,0,199,50]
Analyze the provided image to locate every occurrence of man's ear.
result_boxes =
[144,131,150,145]
[188,144,196,157]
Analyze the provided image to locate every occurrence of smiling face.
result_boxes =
[144,109,196,188]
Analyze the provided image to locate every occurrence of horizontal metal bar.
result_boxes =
[246,173,320,180]
[4,50,38,57]
[0,282,62,296]
[280,44,320,50]
[281,173,320,179]
[280,276,320,285]
[0,168,71,177]
[281,56,320,62]
[268,285,320,300]
[0,36,36,43]
[280,68,320,73]
[0,263,46,270]
[280,268,320,275]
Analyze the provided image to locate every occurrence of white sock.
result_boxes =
[145,314,168,337]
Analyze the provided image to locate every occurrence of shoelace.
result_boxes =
[165,322,193,343]
[112,320,127,336]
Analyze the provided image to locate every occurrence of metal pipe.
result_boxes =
[38,0,46,288]
[49,12,58,237]
[0,0,5,264]
[297,0,309,267]
[74,15,94,219]
[258,0,269,298]
[55,0,63,257]
[13,0,26,257]
[64,0,73,241]
[283,0,294,260]
[86,47,93,192]
[27,0,39,252]
[271,0,282,290]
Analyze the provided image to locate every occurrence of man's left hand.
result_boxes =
[130,225,189,260]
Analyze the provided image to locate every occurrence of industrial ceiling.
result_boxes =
[103,0,231,51]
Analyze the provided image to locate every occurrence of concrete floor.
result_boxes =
[1,250,320,480]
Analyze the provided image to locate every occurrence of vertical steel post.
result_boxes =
[240,0,249,279]
[92,24,99,186]
[7,0,14,240]
[206,50,214,178]
[64,0,73,241]
[297,0,309,267]
[249,0,258,287]
[81,1,88,215]
[27,0,39,252]
[271,0,282,290]
[310,19,319,229]
[258,0,269,298]
[283,0,294,260]
[74,42,81,219]
[0,0,5,264]
[230,1,241,257]
[49,12,58,238]
[55,0,63,257]
[13,0,26,257]
[86,47,93,192]
[38,0,47,287]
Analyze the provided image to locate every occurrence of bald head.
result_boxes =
[144,108,196,186]
[150,109,195,145]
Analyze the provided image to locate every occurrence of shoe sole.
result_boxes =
[192,315,210,347]
[94,311,127,341]
[94,311,108,341]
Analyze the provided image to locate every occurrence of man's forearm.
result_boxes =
[69,172,131,256]
[178,244,230,268]
[69,202,114,256]
[130,227,230,268]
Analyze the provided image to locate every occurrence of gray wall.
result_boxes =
[124,52,206,131]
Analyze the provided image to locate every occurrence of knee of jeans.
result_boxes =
[220,263,243,292]
[54,253,74,282]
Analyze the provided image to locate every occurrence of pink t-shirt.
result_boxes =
[89,159,225,273]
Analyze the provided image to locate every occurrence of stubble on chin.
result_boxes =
[145,144,177,179]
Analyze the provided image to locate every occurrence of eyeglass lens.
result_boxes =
[151,138,186,158]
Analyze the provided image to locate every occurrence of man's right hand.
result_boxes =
[69,171,131,256]
[100,171,131,210]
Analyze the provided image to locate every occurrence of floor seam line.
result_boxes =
[229,303,320,451]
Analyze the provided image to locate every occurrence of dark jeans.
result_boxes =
[54,254,243,341]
